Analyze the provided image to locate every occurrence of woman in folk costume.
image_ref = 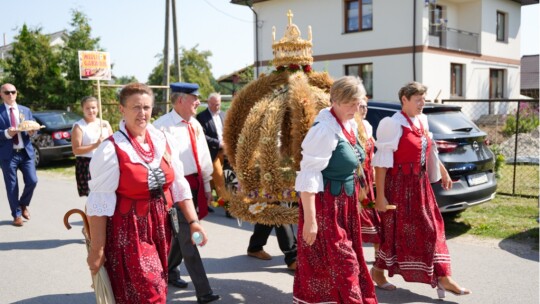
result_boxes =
[371,81,471,299]
[294,76,378,304]
[356,98,384,270]
[86,83,207,304]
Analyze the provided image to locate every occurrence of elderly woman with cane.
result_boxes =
[85,83,207,303]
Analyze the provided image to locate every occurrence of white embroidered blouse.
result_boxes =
[86,121,192,216]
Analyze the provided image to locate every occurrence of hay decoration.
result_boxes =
[307,72,333,94]
[235,97,273,193]
[223,72,289,168]
[224,72,332,225]
[289,73,331,170]
[259,96,288,195]
[221,11,336,225]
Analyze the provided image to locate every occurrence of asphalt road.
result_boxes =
[0,171,538,304]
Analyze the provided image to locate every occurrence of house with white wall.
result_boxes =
[232,0,537,106]
[0,30,66,79]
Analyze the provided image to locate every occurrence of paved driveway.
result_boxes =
[0,171,538,303]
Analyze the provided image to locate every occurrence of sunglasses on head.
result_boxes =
[3,90,17,95]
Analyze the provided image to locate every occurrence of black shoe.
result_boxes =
[208,207,215,213]
[225,211,233,218]
[197,292,220,303]
[168,277,188,288]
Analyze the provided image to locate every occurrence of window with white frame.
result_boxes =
[345,63,373,98]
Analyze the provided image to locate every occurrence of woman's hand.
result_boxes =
[87,247,105,276]
[93,136,106,148]
[375,195,389,212]
[302,219,318,246]
[440,161,453,190]
[189,222,208,247]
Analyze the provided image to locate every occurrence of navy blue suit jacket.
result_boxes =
[196,108,225,161]
[0,104,35,160]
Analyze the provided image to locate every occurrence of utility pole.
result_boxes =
[163,0,171,113]
[171,0,181,82]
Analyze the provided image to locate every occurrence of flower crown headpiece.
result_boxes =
[272,10,313,70]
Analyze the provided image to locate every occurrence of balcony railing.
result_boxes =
[429,27,480,54]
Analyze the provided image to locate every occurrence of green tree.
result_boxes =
[180,45,215,97]
[2,25,64,109]
[147,45,217,102]
[116,75,139,84]
[60,9,104,106]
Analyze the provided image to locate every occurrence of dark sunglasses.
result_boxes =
[3,90,17,95]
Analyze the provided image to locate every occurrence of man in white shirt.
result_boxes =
[0,83,38,227]
[153,82,220,303]
[196,93,228,215]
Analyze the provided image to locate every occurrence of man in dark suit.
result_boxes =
[196,93,227,206]
[0,83,38,227]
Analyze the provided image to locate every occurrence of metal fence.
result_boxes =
[442,99,539,198]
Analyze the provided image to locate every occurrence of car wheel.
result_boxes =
[32,144,41,167]
[223,168,238,192]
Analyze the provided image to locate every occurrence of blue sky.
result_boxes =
[1,1,538,83]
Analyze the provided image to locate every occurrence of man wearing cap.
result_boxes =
[153,82,220,304]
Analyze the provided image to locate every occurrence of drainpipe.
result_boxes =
[245,1,260,78]
[413,0,417,81]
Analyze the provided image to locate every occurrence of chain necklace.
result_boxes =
[126,128,155,163]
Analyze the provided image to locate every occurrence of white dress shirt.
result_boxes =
[3,103,24,149]
[86,121,192,216]
[211,109,223,145]
[153,110,213,193]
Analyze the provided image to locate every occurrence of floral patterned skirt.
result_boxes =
[75,157,91,197]
[105,195,172,304]
[293,183,378,304]
[374,170,451,287]
[359,207,380,244]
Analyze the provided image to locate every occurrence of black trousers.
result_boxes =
[247,223,298,266]
[168,191,212,297]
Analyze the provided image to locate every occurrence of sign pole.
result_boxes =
[97,79,103,136]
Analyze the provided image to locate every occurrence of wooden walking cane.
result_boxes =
[64,208,90,239]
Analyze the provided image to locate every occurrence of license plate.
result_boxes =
[467,172,488,186]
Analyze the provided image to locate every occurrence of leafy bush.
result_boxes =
[503,102,539,136]
[490,145,506,178]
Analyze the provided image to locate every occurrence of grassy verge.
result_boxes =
[36,158,76,178]
[496,164,539,197]
[444,194,539,250]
